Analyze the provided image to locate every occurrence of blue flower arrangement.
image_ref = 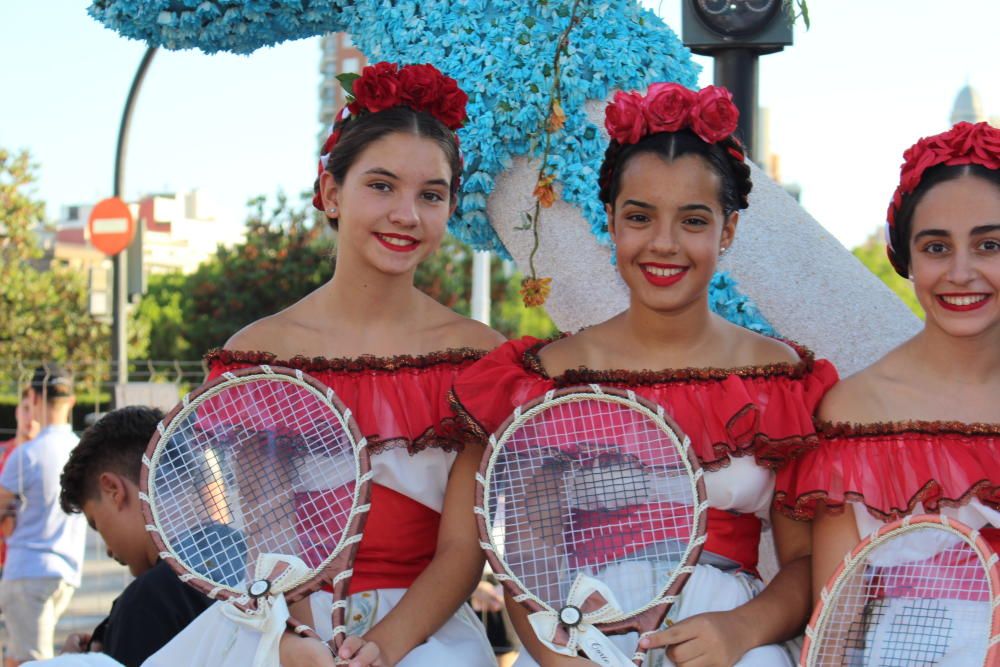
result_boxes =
[88,0,697,255]
[89,1,778,335]
[709,272,776,335]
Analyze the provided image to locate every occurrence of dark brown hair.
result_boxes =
[599,129,752,215]
[889,163,1000,277]
[314,106,462,230]
[60,406,163,514]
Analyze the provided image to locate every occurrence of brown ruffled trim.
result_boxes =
[522,338,816,386]
[817,419,1000,439]
[700,433,821,472]
[365,417,471,456]
[204,347,487,374]
[775,479,1000,523]
[446,389,490,444]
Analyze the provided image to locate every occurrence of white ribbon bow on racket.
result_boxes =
[528,573,637,667]
[219,553,313,667]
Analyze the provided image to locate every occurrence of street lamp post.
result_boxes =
[111,47,157,392]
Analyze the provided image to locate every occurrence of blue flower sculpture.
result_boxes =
[88,0,774,333]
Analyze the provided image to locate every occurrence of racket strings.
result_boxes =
[151,379,358,591]
[490,398,697,614]
[817,528,992,665]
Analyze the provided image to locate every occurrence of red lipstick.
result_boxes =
[936,293,991,312]
[639,263,688,287]
[374,232,419,253]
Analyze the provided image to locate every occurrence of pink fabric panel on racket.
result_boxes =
[863,546,990,603]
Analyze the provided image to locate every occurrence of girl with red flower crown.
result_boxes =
[191,62,502,667]
[451,83,838,667]
[776,121,1000,661]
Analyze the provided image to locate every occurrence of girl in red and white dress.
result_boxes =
[451,84,837,667]
[169,63,502,667]
[776,122,1000,660]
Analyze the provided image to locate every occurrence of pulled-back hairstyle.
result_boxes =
[313,107,462,231]
[60,406,163,514]
[889,163,1000,276]
[599,128,752,215]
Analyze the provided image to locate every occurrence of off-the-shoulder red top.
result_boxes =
[450,337,838,575]
[775,421,1000,521]
[205,347,486,593]
[450,336,838,472]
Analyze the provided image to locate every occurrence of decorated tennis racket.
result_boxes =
[141,365,373,660]
[802,514,1000,666]
[476,385,708,666]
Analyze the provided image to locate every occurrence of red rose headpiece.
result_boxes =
[885,121,1000,275]
[313,62,468,211]
[604,83,743,154]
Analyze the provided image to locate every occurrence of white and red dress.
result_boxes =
[450,337,838,667]
[776,421,1000,665]
[145,348,497,667]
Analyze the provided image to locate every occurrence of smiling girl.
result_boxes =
[451,83,837,667]
[776,122,1000,658]
[201,62,502,667]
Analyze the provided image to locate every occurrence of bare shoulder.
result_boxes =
[723,321,801,366]
[441,316,507,351]
[223,312,291,353]
[421,298,506,351]
[536,324,608,375]
[816,369,882,423]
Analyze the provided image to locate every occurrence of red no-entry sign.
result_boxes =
[88,197,136,256]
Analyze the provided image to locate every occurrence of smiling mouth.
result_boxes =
[936,293,991,311]
[374,232,419,252]
[639,263,688,287]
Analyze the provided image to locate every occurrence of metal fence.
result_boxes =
[0,359,208,437]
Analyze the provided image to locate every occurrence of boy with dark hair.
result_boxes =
[55,406,212,667]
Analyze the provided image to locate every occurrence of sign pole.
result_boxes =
[111,47,157,392]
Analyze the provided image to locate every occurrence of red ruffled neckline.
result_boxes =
[775,425,1000,521]
[204,347,487,374]
[521,337,816,386]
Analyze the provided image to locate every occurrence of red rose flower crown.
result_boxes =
[313,62,469,211]
[604,83,744,160]
[885,121,1000,273]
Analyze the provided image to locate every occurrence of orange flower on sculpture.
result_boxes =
[520,276,552,308]
[547,99,566,133]
[533,174,557,208]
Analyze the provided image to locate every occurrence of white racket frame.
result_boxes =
[801,513,1000,666]
[475,384,708,639]
[140,365,373,616]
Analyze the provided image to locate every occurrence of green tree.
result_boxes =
[0,148,110,390]
[852,232,924,318]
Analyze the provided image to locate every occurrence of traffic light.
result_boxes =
[682,0,794,159]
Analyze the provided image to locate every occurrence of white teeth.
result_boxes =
[378,234,415,247]
[644,266,684,277]
[940,294,988,306]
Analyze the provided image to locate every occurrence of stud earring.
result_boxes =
[326,207,337,215]
[719,246,729,256]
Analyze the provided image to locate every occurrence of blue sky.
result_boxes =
[2,0,998,249]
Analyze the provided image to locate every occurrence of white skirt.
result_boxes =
[308,588,497,666]
[513,563,795,667]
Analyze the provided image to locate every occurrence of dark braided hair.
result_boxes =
[598,129,752,215]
